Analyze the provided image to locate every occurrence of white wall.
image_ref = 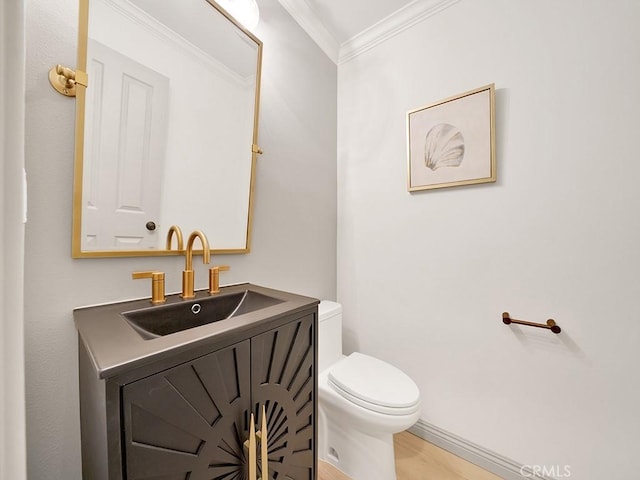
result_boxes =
[1,1,27,478]
[23,0,336,477]
[337,1,640,479]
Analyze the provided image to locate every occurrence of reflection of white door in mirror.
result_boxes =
[82,39,169,250]
[71,0,263,257]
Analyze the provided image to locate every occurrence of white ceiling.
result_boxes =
[276,0,458,64]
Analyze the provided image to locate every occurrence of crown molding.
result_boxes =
[339,0,461,64]
[102,0,251,86]
[276,0,340,64]
[277,0,459,65]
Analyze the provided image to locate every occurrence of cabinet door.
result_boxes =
[251,314,316,480]
[122,341,252,480]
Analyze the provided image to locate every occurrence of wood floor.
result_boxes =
[318,431,503,480]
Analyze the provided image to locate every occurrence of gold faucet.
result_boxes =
[165,225,184,251]
[181,230,211,299]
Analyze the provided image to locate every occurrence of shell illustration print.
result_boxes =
[424,123,465,170]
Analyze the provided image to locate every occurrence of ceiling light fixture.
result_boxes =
[216,0,260,31]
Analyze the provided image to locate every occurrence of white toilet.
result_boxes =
[317,301,421,480]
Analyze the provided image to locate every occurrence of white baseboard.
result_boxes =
[408,420,553,480]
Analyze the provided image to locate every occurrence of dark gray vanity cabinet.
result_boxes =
[121,341,253,479]
[78,306,317,480]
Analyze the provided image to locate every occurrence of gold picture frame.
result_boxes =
[407,83,496,192]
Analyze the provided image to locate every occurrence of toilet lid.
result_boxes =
[328,353,420,415]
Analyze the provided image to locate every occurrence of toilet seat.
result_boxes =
[327,353,420,416]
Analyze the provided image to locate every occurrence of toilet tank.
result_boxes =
[318,301,343,373]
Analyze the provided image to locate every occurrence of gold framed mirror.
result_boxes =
[71,0,263,257]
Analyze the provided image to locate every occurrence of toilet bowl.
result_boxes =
[317,301,421,480]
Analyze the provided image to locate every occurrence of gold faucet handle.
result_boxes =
[132,271,166,305]
[209,265,230,295]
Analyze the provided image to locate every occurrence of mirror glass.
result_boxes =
[72,0,262,257]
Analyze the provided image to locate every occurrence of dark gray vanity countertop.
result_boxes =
[74,283,319,380]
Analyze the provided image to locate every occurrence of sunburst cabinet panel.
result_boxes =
[87,312,318,480]
[251,315,316,480]
[122,341,253,480]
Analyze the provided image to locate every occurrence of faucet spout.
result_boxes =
[166,225,184,251]
[181,230,211,299]
[185,230,211,269]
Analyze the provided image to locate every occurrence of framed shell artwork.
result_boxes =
[407,83,496,192]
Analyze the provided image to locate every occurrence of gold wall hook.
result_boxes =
[48,64,88,97]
